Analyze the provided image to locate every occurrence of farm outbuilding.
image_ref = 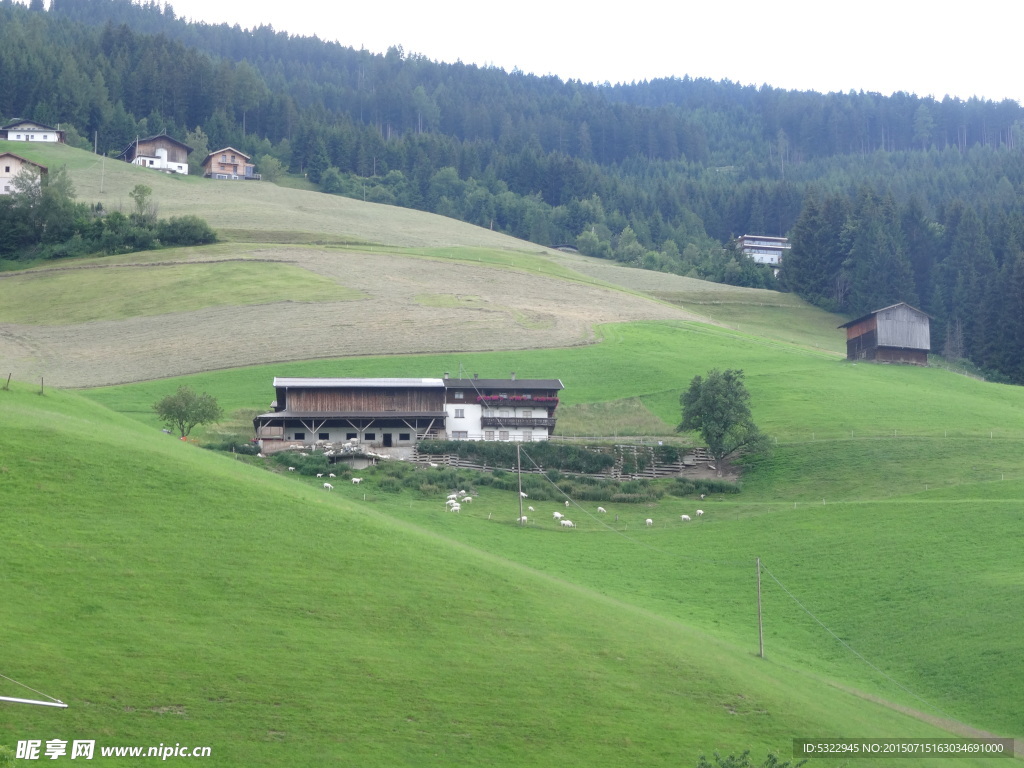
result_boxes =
[253,374,564,455]
[839,302,931,365]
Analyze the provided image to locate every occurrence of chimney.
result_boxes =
[510,371,516,381]
[443,372,450,380]
[473,373,479,379]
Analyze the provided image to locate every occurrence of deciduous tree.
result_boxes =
[153,385,223,438]
[677,369,767,475]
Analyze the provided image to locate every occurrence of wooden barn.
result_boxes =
[839,302,931,365]
[117,134,192,174]
[253,378,448,453]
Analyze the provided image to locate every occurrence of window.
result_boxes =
[222,154,228,162]
[318,432,330,440]
[522,410,532,418]
[294,432,305,440]
[454,409,465,418]
[522,431,533,442]
[454,391,464,399]
[365,433,376,441]
[484,431,495,441]
[499,410,510,418]
[346,432,357,440]
[399,433,411,441]
[4,166,9,173]
[499,431,509,441]
[452,431,468,439]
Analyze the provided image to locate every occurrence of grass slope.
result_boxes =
[1,385,991,767]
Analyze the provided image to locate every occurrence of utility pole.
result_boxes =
[517,444,524,525]
[756,557,764,659]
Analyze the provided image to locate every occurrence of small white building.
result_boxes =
[738,234,791,266]
[0,152,47,195]
[0,119,65,143]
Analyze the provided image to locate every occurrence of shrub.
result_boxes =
[158,215,217,246]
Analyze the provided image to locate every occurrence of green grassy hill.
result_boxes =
[2,142,1022,765]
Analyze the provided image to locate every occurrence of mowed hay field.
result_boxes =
[3,142,1024,763]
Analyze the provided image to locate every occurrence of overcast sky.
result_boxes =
[161,0,1021,104]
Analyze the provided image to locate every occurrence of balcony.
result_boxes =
[481,417,556,428]
[476,396,559,408]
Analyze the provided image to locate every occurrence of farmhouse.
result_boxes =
[201,147,259,180]
[0,119,65,143]
[252,374,563,454]
[839,302,931,365]
[443,373,563,442]
[0,152,47,195]
[737,234,790,267]
[117,134,192,174]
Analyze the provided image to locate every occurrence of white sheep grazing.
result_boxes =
[700,493,706,500]
[565,500,570,508]
[287,467,296,472]
[696,509,704,516]
[446,499,458,506]
[447,493,459,500]
[462,496,473,503]
[316,473,324,478]
[517,515,528,524]
[560,519,575,528]
[553,511,563,520]
[352,477,363,485]
[597,506,607,514]
[680,514,691,522]
[329,473,336,478]
[450,503,461,513]
[520,492,529,498]
[458,490,466,496]
[323,483,333,491]
[429,462,439,468]
[528,506,535,512]
[645,518,654,527]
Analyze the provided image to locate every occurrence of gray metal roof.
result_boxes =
[273,377,445,388]
[443,378,563,389]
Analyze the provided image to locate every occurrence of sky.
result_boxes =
[160,0,1021,105]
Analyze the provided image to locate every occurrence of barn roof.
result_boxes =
[1,119,60,131]
[201,146,253,165]
[837,302,931,329]
[272,377,445,388]
[254,409,447,420]
[443,378,563,389]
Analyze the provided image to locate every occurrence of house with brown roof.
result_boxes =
[0,152,47,195]
[0,119,65,143]
[201,147,258,180]
[117,134,192,175]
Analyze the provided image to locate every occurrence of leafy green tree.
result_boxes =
[153,385,223,438]
[254,153,283,182]
[128,184,153,221]
[677,369,767,475]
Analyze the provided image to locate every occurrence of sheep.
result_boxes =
[329,473,336,478]
[458,490,466,496]
[287,467,296,472]
[528,506,535,512]
[517,515,528,524]
[316,473,324,478]
[696,509,704,516]
[352,477,363,485]
[429,463,439,468]
[597,506,607,514]
[446,499,459,506]
[646,518,654,527]
[450,503,461,513]
[699,493,706,500]
[560,519,575,528]
[462,496,473,503]
[256,452,266,458]
[520,492,528,498]
[323,483,333,491]
[680,514,691,522]
[447,493,459,500]
[564,500,570,508]
[553,511,563,520]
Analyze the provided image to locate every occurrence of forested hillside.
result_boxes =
[3,0,1024,381]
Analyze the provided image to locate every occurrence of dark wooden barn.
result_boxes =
[839,302,931,365]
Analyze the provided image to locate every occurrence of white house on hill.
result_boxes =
[0,152,47,195]
[0,119,65,143]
